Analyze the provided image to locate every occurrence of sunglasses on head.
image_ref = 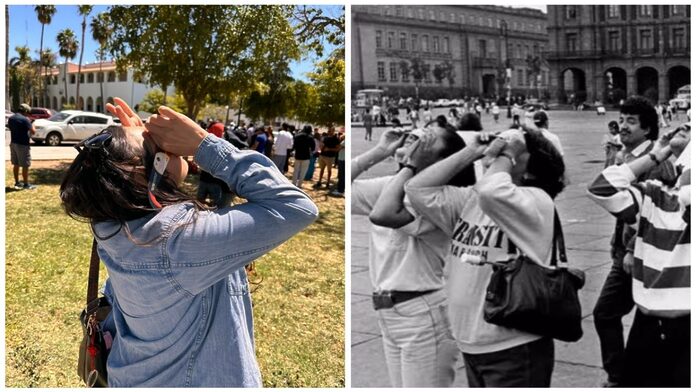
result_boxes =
[75,129,113,154]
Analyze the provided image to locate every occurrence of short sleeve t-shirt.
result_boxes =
[8,114,32,145]
[253,133,267,154]
[320,134,340,158]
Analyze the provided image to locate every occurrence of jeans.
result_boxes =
[304,154,317,180]
[292,159,310,187]
[463,337,554,387]
[376,290,458,387]
[336,159,345,193]
[620,311,690,387]
[593,258,634,383]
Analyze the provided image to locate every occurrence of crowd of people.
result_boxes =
[353,95,690,387]
[193,118,346,206]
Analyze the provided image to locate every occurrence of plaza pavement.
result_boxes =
[349,109,687,388]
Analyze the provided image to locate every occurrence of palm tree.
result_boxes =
[35,5,57,107]
[75,5,93,110]
[90,12,111,113]
[56,29,78,109]
[9,45,34,106]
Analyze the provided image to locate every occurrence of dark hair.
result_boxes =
[620,96,659,140]
[608,120,619,131]
[521,129,566,199]
[457,113,483,131]
[435,128,476,187]
[60,126,207,228]
[302,124,313,134]
[391,118,402,127]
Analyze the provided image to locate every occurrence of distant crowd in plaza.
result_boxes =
[193,118,346,207]
[353,93,690,388]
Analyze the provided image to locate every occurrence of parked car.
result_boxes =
[31,110,116,146]
[433,99,450,108]
[669,97,690,110]
[27,107,55,122]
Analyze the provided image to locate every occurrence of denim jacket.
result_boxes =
[93,135,319,387]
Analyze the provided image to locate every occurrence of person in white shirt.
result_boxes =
[273,123,294,174]
[532,111,564,156]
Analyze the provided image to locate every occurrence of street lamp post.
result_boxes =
[500,20,512,118]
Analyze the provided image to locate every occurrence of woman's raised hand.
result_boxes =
[106,97,144,128]
[144,106,208,157]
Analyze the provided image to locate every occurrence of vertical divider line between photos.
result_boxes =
[343,3,352,388]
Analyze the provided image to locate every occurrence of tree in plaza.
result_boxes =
[56,29,78,109]
[105,5,301,120]
[35,5,57,107]
[39,49,57,96]
[406,57,427,100]
[293,5,345,59]
[289,80,319,124]
[138,88,186,114]
[9,45,36,109]
[90,12,111,113]
[433,61,455,96]
[525,55,542,99]
[75,5,93,110]
[244,61,295,123]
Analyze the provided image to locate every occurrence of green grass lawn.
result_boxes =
[5,161,345,387]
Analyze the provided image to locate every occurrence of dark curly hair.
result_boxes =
[521,129,566,199]
[60,126,208,229]
[457,113,483,131]
[620,95,659,140]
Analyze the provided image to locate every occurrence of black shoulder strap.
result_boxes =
[506,208,567,267]
[86,239,101,314]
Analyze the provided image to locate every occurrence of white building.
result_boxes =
[36,60,175,113]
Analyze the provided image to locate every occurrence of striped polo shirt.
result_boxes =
[588,163,690,318]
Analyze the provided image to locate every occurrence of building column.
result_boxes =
[627,72,636,96]
[659,71,669,103]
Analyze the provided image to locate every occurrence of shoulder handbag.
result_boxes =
[77,239,112,387]
[483,210,585,342]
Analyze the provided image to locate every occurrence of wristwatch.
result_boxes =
[499,151,516,166]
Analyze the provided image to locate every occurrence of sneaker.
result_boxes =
[14,182,23,189]
[22,183,37,190]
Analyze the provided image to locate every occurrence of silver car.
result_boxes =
[32,110,116,146]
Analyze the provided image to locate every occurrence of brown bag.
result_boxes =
[77,240,111,387]
[483,210,585,342]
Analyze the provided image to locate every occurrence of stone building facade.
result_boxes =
[546,5,690,104]
[352,5,549,100]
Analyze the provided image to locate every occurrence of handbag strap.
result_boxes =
[505,209,567,268]
[86,239,101,314]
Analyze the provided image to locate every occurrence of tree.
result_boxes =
[433,61,455,95]
[56,29,78,109]
[138,88,186,114]
[75,5,93,110]
[9,45,35,109]
[90,12,111,113]
[244,61,295,123]
[526,55,542,99]
[35,5,56,107]
[306,58,344,126]
[405,57,427,99]
[105,5,301,119]
[293,5,345,59]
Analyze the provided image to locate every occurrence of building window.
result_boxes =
[376,30,382,49]
[385,6,394,16]
[118,71,127,82]
[444,37,450,53]
[411,34,418,51]
[429,10,435,20]
[533,44,539,56]
[396,6,404,17]
[87,73,94,83]
[79,73,84,83]
[608,5,620,18]
[422,35,429,52]
[407,8,413,18]
[565,6,577,19]
[488,18,493,27]
[566,33,578,52]
[517,44,522,58]
[517,69,524,86]
[479,40,488,57]
[389,62,398,82]
[638,5,652,17]
[424,64,431,83]
[460,15,466,24]
[377,62,386,82]
[97,72,104,83]
[440,12,446,21]
[450,13,455,23]
[639,29,652,49]
[387,31,395,49]
[401,65,409,82]
[433,36,440,53]
[107,71,116,82]
[70,74,76,84]
[608,31,620,51]
[671,5,685,15]
[418,9,424,20]
[400,33,407,50]
[525,45,530,58]
[673,28,685,49]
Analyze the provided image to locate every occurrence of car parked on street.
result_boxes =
[31,110,115,146]
[27,107,55,122]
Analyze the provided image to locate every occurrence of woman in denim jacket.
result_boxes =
[60,98,319,387]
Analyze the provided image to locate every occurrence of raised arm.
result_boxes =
[351,128,407,182]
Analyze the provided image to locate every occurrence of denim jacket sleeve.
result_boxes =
[166,135,319,295]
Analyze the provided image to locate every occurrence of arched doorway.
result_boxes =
[482,74,496,97]
[61,97,67,110]
[667,66,690,98]
[604,67,627,104]
[636,67,658,103]
[78,97,84,111]
[69,96,76,106]
[96,97,103,113]
[561,67,587,104]
[87,97,94,112]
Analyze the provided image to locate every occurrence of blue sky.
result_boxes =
[7,4,342,81]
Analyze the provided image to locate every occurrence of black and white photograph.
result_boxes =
[350,4,690,388]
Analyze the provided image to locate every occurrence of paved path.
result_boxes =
[350,109,660,387]
[5,131,78,161]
